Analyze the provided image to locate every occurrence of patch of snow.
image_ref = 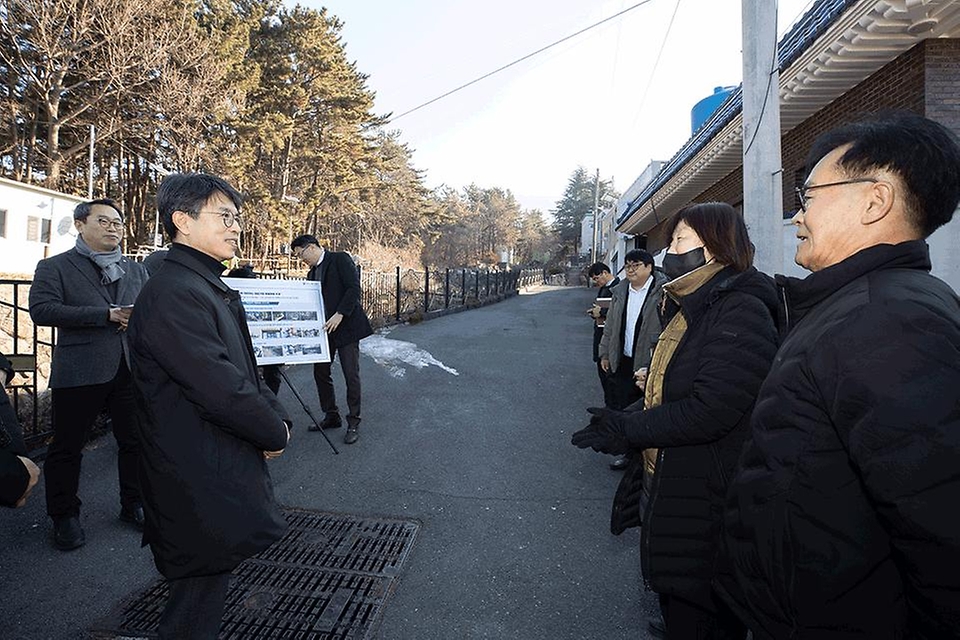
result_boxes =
[360,334,459,378]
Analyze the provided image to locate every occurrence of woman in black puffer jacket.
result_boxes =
[572,202,779,640]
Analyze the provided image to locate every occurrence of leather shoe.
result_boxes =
[53,516,86,551]
[609,455,628,470]
[120,504,145,530]
[310,414,342,431]
[344,426,359,444]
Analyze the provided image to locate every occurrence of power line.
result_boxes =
[630,0,682,130]
[390,0,655,123]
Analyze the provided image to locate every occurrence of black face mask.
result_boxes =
[662,247,706,280]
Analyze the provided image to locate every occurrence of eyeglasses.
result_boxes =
[291,247,307,260]
[624,263,645,271]
[195,210,242,228]
[95,218,124,231]
[795,178,878,212]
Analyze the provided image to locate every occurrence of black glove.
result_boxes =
[570,407,631,454]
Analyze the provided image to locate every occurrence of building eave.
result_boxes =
[618,0,960,235]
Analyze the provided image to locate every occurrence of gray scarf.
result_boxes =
[75,235,125,284]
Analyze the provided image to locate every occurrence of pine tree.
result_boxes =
[551,167,618,255]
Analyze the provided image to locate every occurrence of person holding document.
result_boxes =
[28,198,148,549]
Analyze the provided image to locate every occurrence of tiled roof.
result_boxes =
[618,0,859,225]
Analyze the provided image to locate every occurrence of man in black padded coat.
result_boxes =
[128,173,290,640]
[720,112,960,638]
[0,354,40,508]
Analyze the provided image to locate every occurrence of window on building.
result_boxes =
[26,216,39,242]
[0,209,6,238]
[41,218,51,243]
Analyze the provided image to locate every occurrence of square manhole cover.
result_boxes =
[90,508,420,639]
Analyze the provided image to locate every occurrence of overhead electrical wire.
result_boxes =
[389,0,655,123]
[629,0,682,130]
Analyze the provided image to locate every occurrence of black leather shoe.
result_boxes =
[310,414,342,431]
[609,455,628,470]
[53,516,86,551]
[120,505,145,530]
[344,426,359,444]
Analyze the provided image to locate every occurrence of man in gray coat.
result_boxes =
[598,249,666,468]
[29,199,149,550]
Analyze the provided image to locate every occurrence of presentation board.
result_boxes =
[223,277,331,365]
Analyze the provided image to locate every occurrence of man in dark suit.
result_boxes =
[586,262,620,406]
[128,173,290,640]
[598,250,666,470]
[29,199,149,549]
[290,234,373,445]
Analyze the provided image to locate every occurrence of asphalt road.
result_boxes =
[0,285,660,639]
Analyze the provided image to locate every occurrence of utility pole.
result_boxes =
[591,168,600,263]
[741,0,783,275]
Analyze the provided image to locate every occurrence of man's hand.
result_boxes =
[600,357,610,373]
[14,456,40,508]
[323,312,344,333]
[587,304,601,319]
[264,421,291,460]
[634,367,648,391]
[109,305,134,330]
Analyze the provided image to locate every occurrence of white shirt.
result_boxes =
[623,275,652,358]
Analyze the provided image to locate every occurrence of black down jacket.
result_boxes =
[610,265,779,607]
[128,245,289,580]
[718,241,960,639]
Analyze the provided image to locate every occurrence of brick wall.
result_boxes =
[925,39,960,133]
[779,40,953,214]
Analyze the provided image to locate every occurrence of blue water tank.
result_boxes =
[691,86,736,134]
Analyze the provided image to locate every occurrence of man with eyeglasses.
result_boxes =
[289,234,373,445]
[720,112,960,638]
[29,199,149,550]
[127,173,290,639]
[597,250,666,470]
[586,262,620,408]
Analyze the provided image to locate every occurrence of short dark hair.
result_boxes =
[805,111,960,237]
[74,198,123,222]
[587,262,611,277]
[624,249,654,266]
[668,202,754,272]
[156,173,243,241]
[290,234,320,250]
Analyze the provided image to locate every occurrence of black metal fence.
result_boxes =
[1,266,546,448]
[0,278,53,449]
[359,266,545,325]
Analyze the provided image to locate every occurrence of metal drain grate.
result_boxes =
[90,508,420,639]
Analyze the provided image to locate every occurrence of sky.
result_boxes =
[294,0,814,213]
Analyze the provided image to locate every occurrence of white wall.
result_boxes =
[927,216,959,292]
[0,178,85,275]
[579,214,594,256]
